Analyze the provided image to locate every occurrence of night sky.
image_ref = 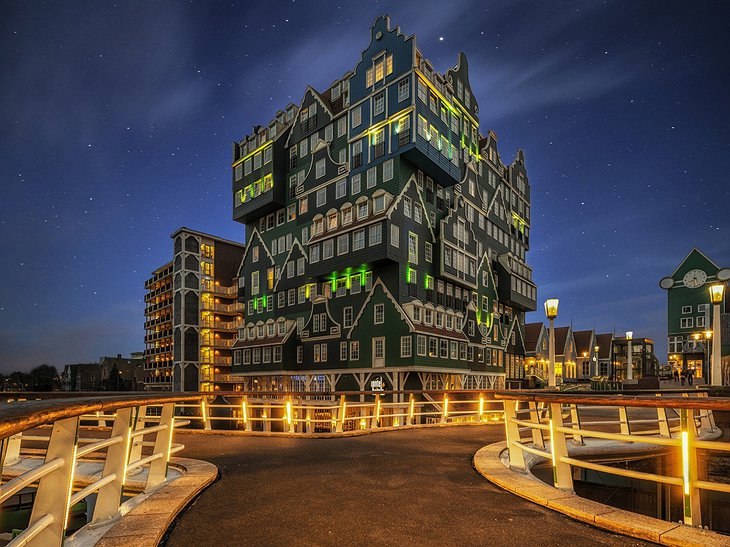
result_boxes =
[2,1,729,373]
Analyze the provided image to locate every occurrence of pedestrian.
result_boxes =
[688,369,694,386]
[680,371,686,386]
[673,370,679,383]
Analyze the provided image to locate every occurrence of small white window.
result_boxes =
[352,106,361,127]
[367,167,376,189]
[316,188,327,207]
[400,336,412,358]
[316,158,326,178]
[398,79,409,102]
[383,159,393,181]
[390,224,399,248]
[374,303,385,324]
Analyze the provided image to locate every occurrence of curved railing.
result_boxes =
[495,390,730,530]
[0,394,199,547]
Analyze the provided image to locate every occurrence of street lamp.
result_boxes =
[544,298,559,387]
[593,345,599,377]
[709,283,725,386]
[704,331,712,381]
[626,331,633,381]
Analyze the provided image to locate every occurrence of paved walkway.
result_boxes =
[167,426,649,546]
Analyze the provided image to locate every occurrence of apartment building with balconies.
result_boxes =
[144,261,174,389]
[144,228,245,391]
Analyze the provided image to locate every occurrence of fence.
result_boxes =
[0,394,199,547]
[496,390,730,530]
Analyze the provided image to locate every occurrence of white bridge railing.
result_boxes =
[0,394,199,547]
[496,390,730,530]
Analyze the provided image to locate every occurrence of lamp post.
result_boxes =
[544,299,559,387]
[593,345,599,377]
[626,331,633,380]
[704,330,712,382]
[709,283,725,386]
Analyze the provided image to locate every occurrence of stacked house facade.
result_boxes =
[231,17,537,394]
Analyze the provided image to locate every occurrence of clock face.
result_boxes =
[683,269,707,288]
[659,277,674,289]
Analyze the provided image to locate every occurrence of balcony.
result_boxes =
[201,282,238,297]
[201,338,236,349]
[200,356,232,367]
[200,319,244,332]
[201,301,244,314]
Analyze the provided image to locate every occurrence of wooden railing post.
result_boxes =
[26,416,79,547]
[549,403,573,492]
[145,402,174,492]
[618,406,631,435]
[372,395,381,429]
[93,407,133,524]
[201,397,212,431]
[503,400,525,471]
[569,404,583,445]
[3,433,22,467]
[680,408,702,527]
[127,405,147,476]
[528,402,544,449]
[335,395,346,433]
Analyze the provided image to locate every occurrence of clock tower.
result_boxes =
[659,248,729,380]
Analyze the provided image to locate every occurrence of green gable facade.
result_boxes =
[661,248,729,380]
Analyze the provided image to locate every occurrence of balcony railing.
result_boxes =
[201,301,243,314]
[200,356,232,366]
[201,282,238,297]
[201,338,235,348]
[200,319,243,331]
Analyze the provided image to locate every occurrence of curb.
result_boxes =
[92,457,218,547]
[473,441,728,546]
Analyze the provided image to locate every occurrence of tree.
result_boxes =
[28,364,59,391]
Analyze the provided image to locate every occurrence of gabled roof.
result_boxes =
[347,278,413,338]
[670,248,721,278]
[237,229,274,275]
[524,322,544,351]
[273,238,306,291]
[573,330,595,355]
[554,326,570,355]
[386,174,437,241]
[595,333,613,359]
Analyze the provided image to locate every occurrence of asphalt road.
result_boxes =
[166,425,650,547]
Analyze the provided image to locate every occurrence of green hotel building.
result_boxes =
[231,16,537,394]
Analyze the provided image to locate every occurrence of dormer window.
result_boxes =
[357,202,368,220]
[373,195,385,213]
[327,211,338,230]
[342,205,353,225]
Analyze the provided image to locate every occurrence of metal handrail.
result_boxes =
[497,390,729,531]
[1,394,199,547]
